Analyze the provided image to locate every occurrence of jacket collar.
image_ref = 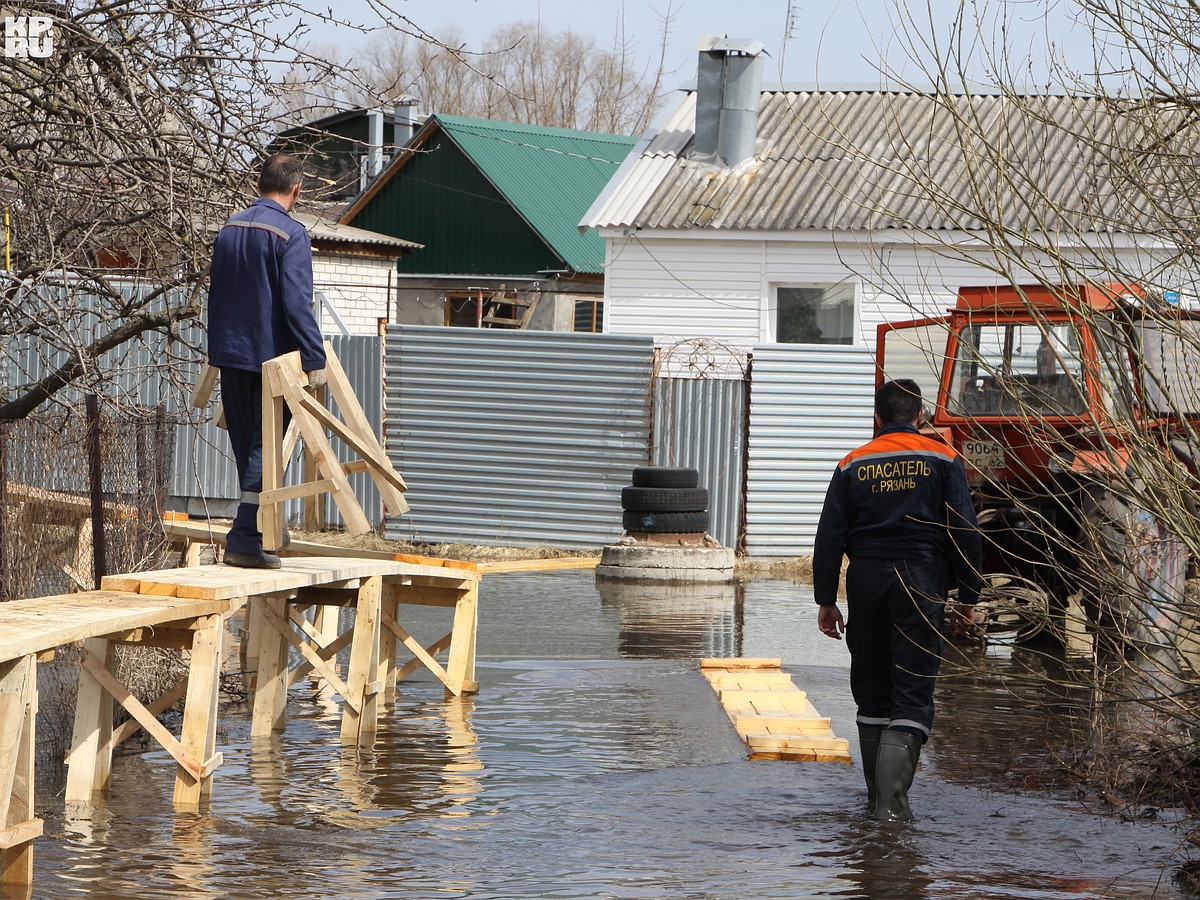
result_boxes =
[251,197,290,216]
[877,421,919,437]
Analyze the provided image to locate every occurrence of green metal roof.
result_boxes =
[432,115,637,274]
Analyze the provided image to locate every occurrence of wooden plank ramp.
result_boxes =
[700,658,852,764]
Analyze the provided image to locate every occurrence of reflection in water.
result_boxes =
[595,576,744,659]
[244,695,486,829]
[830,824,936,899]
[26,573,1196,899]
[170,813,215,896]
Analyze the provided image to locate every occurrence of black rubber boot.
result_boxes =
[858,725,884,807]
[873,729,921,822]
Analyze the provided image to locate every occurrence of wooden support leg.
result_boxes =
[260,368,285,553]
[250,597,290,738]
[309,605,341,700]
[65,638,115,805]
[0,656,39,888]
[64,516,94,591]
[341,576,381,744]
[240,598,264,698]
[182,539,205,567]
[174,615,223,808]
[445,582,480,696]
[378,583,400,702]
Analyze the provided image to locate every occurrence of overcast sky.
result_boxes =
[308,0,1103,91]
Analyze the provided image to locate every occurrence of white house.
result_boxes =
[581,38,1177,365]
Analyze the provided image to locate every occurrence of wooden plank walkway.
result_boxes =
[161,517,597,574]
[0,555,481,888]
[700,658,852,763]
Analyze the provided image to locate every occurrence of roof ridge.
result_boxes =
[435,113,637,143]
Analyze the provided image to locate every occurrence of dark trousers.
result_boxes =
[220,367,289,554]
[845,556,947,738]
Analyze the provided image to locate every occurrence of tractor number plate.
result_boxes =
[962,439,1004,473]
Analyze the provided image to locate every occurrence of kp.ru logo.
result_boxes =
[4,16,54,58]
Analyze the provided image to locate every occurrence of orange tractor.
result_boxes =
[877,283,1198,641]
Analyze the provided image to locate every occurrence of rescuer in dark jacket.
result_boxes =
[813,378,982,822]
[207,153,326,568]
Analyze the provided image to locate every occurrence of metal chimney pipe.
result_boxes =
[693,48,724,159]
[394,97,419,146]
[690,36,765,167]
[362,107,384,191]
[717,52,763,167]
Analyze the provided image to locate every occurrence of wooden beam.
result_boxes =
[65,638,115,804]
[0,655,36,887]
[701,658,782,670]
[475,557,600,573]
[276,371,372,535]
[381,613,457,695]
[445,581,478,696]
[294,587,358,606]
[174,615,224,807]
[98,627,197,649]
[0,819,42,852]
[341,576,381,743]
[256,604,356,710]
[250,597,289,737]
[292,391,406,514]
[78,650,214,782]
[287,628,355,688]
[113,677,190,749]
[319,341,409,514]
[189,364,219,410]
[260,361,286,553]
[259,479,337,505]
[0,661,31,827]
[395,632,454,681]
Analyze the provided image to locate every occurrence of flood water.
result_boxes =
[20,572,1198,899]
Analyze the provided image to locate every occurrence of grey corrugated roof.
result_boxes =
[583,89,1185,234]
[294,212,422,250]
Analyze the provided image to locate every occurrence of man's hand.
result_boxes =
[948,603,975,639]
[307,367,327,389]
[818,603,845,640]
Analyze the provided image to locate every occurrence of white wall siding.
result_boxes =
[604,237,763,346]
[606,231,1161,353]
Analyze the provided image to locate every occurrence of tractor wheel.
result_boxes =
[968,574,1052,643]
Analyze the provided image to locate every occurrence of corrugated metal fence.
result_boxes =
[384,326,654,548]
[651,376,744,549]
[6,294,879,555]
[743,345,875,555]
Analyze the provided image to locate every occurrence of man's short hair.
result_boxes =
[258,153,304,195]
[876,379,923,424]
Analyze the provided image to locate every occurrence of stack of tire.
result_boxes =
[621,467,709,536]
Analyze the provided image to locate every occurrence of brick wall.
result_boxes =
[311,251,396,335]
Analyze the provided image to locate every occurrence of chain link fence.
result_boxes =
[0,400,184,773]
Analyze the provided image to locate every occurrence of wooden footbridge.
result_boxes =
[0,553,483,887]
[0,343,601,887]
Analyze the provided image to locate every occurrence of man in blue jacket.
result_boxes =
[207,153,326,568]
[813,379,982,822]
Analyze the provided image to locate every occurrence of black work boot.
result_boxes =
[224,549,282,569]
[874,729,921,822]
[858,725,884,807]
